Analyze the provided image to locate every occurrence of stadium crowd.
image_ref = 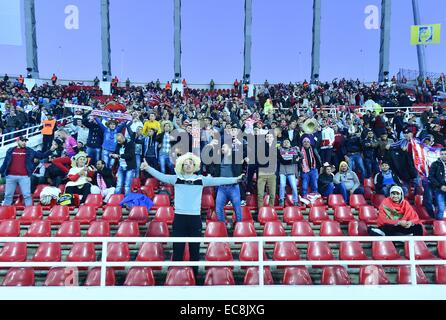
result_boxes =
[0,73,446,234]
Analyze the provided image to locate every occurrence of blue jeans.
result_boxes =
[348,153,366,179]
[422,179,435,218]
[334,183,364,204]
[301,169,318,196]
[102,149,115,169]
[86,147,102,164]
[159,153,174,174]
[279,174,298,202]
[435,190,446,220]
[364,157,378,179]
[3,175,32,206]
[115,168,135,195]
[134,155,142,178]
[215,184,242,222]
[321,182,335,197]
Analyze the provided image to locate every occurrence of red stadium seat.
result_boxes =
[233,222,257,237]
[358,206,378,224]
[14,195,25,210]
[131,178,141,192]
[263,194,279,207]
[146,221,169,237]
[67,243,96,262]
[160,185,174,199]
[86,221,110,237]
[205,221,228,237]
[340,241,368,260]
[47,206,70,224]
[2,268,35,286]
[154,207,174,225]
[201,194,215,210]
[0,243,27,262]
[363,178,375,190]
[56,221,81,237]
[273,242,300,265]
[308,198,325,208]
[73,206,96,224]
[434,220,446,236]
[152,194,170,209]
[363,186,373,201]
[245,194,257,207]
[116,221,140,237]
[140,186,155,199]
[285,194,298,207]
[107,194,124,206]
[348,220,369,236]
[372,241,402,260]
[32,243,62,262]
[290,221,314,237]
[349,194,367,209]
[263,221,286,237]
[404,241,436,260]
[84,268,116,286]
[165,267,196,286]
[44,268,72,286]
[435,265,446,284]
[282,267,312,285]
[334,206,355,224]
[0,220,20,237]
[107,243,130,261]
[144,178,159,190]
[136,242,165,269]
[128,206,149,224]
[124,267,155,286]
[243,267,274,285]
[371,194,385,208]
[25,220,52,237]
[359,265,390,285]
[203,187,215,197]
[283,207,303,225]
[0,206,16,220]
[204,267,235,286]
[319,221,343,237]
[33,184,50,201]
[437,241,446,259]
[257,207,278,224]
[307,242,334,261]
[206,209,218,223]
[101,206,122,224]
[328,194,346,208]
[205,242,233,262]
[397,266,429,284]
[84,194,103,208]
[414,205,433,222]
[232,207,254,223]
[19,206,43,223]
[239,242,267,265]
[321,266,351,285]
[309,206,329,224]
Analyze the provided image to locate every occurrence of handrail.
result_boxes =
[0,117,71,147]
[0,235,444,287]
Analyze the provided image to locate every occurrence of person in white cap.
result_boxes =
[369,185,423,236]
[140,152,243,279]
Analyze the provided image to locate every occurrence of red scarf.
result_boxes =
[301,146,316,173]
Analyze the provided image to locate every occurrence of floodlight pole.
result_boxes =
[378,0,391,82]
[24,0,39,78]
[311,0,321,82]
[412,0,427,81]
[101,0,112,81]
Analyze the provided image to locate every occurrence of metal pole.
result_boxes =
[378,0,391,82]
[24,0,39,78]
[174,0,182,80]
[101,0,112,81]
[243,0,252,83]
[408,239,417,285]
[258,239,264,286]
[311,0,321,82]
[412,0,427,81]
[100,241,108,287]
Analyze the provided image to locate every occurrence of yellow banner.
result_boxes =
[411,24,441,45]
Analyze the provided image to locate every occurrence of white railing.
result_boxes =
[0,117,72,147]
[0,235,444,287]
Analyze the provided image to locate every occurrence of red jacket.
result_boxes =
[377,197,420,227]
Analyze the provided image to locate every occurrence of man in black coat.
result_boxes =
[428,148,446,220]
[110,133,136,195]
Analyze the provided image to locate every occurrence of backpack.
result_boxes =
[58,193,73,206]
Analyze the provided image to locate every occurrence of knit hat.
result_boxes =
[339,161,349,172]
[174,152,201,175]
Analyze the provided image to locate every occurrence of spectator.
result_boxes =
[156,121,175,174]
[111,133,136,195]
[333,161,364,204]
[256,133,277,209]
[57,129,78,157]
[82,112,104,163]
[362,130,379,178]
[369,186,423,236]
[320,119,335,164]
[374,161,405,196]
[41,112,57,152]
[95,117,129,168]
[300,137,321,196]
[142,112,161,136]
[65,151,95,204]
[0,137,54,206]
[342,130,366,179]
[278,139,300,206]
[91,160,116,202]
[428,148,446,220]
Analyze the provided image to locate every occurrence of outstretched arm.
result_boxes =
[202,175,241,187]
[141,159,176,185]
